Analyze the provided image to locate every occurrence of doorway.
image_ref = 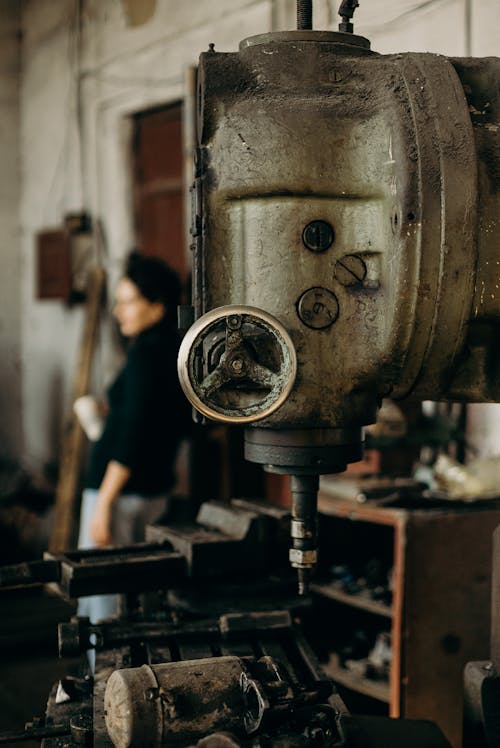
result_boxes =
[132,103,187,281]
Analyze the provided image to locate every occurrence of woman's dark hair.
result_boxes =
[124,250,181,323]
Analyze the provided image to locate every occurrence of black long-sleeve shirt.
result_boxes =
[86,319,190,496]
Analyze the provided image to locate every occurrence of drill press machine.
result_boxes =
[177,0,500,593]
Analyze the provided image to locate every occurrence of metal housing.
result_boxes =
[190,31,499,448]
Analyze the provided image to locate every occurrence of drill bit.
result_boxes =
[289,474,319,595]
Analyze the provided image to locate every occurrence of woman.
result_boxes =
[78,251,190,622]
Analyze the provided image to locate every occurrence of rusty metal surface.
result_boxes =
[43,597,349,747]
[93,648,130,748]
[179,9,499,610]
[47,545,186,598]
[8,495,456,748]
[104,656,248,746]
[446,58,500,401]
[183,30,499,451]
[104,653,340,747]
[146,499,275,577]
[0,500,285,600]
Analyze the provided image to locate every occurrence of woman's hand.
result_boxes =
[90,461,131,547]
[90,500,113,547]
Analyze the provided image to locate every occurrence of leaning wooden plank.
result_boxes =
[49,266,106,553]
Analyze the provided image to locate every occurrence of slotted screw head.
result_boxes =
[302,221,335,253]
[335,254,367,286]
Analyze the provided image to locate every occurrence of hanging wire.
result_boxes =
[359,0,455,34]
[41,2,78,222]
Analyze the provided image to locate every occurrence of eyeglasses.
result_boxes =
[114,295,143,307]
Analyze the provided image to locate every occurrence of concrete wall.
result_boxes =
[15,0,500,480]
[20,2,86,479]
[356,0,498,57]
[0,1,21,465]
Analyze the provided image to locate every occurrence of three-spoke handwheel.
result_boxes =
[177,306,297,423]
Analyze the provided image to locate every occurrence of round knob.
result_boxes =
[177,306,297,424]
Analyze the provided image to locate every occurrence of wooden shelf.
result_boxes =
[323,655,390,703]
[314,497,500,748]
[310,581,392,619]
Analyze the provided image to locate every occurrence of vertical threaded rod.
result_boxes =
[297,0,313,30]
[289,474,319,596]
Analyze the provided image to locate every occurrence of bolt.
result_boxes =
[302,221,334,253]
[227,315,242,330]
[160,689,177,719]
[289,548,318,566]
[330,69,349,83]
[335,254,367,286]
[231,357,244,373]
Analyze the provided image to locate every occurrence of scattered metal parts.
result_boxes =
[0,558,60,588]
[104,654,336,747]
[241,670,270,734]
[219,610,292,635]
[70,714,93,746]
[0,721,70,745]
[1,500,283,607]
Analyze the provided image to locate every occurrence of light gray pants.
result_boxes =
[77,488,167,624]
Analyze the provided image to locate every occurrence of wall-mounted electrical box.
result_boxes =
[36,229,72,300]
[36,213,93,302]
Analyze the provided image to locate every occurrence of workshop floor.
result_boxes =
[0,653,69,748]
[0,586,76,747]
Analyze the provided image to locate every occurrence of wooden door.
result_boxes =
[132,104,187,282]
